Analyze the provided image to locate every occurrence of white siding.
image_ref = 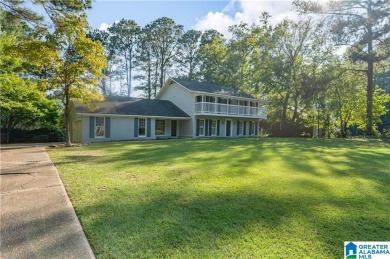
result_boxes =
[158,82,194,137]
[110,117,134,140]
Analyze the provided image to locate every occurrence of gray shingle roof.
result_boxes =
[74,96,190,118]
[172,78,256,99]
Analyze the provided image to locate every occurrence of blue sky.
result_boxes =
[87,1,228,30]
[86,0,295,38]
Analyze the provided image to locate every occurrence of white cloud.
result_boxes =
[193,0,296,39]
[99,23,109,31]
[194,11,235,38]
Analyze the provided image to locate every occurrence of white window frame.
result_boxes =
[95,117,105,138]
[155,120,166,136]
[199,119,205,136]
[250,121,256,135]
[211,120,217,136]
[239,121,244,136]
[138,118,147,137]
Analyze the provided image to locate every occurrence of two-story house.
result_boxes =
[70,78,267,143]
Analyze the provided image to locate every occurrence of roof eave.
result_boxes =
[76,112,190,120]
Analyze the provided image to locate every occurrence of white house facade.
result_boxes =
[70,78,267,143]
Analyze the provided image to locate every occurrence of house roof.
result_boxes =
[171,78,256,99]
[74,96,190,118]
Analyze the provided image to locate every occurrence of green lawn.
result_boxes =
[48,138,390,258]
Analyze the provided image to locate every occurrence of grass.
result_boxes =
[48,138,390,258]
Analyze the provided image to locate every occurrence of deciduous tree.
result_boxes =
[294,0,390,134]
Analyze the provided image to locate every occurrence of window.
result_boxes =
[203,96,215,103]
[138,118,146,137]
[211,120,217,136]
[217,98,227,104]
[238,121,244,135]
[155,120,165,135]
[229,99,238,105]
[95,117,105,137]
[195,96,202,103]
[250,121,256,135]
[199,119,205,136]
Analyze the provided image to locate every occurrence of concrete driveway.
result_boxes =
[0,145,95,259]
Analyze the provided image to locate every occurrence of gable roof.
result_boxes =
[74,96,190,118]
[170,78,256,99]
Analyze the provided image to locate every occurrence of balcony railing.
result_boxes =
[195,102,267,119]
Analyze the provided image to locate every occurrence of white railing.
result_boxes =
[195,102,266,118]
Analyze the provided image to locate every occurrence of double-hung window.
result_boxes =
[95,117,105,137]
[211,120,217,136]
[250,121,256,135]
[199,119,205,136]
[238,121,244,135]
[138,118,146,137]
[155,120,165,136]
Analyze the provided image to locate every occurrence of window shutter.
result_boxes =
[217,120,220,136]
[208,120,212,136]
[255,121,258,136]
[134,118,139,137]
[89,116,95,138]
[147,118,151,137]
[205,119,209,136]
[105,117,110,138]
[237,121,240,135]
[196,119,199,136]
[243,121,246,135]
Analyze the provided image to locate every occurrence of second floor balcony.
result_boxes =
[195,102,267,119]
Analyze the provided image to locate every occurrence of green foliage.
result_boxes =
[294,0,390,134]
[108,19,141,97]
[0,74,58,143]
[177,29,202,80]
[197,30,227,84]
[145,17,184,89]
[0,32,59,143]
[44,14,106,145]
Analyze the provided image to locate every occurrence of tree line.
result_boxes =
[1,0,390,144]
[87,1,390,137]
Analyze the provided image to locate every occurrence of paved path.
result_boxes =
[0,146,95,259]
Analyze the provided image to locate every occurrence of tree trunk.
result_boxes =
[4,126,12,144]
[101,75,107,95]
[367,60,374,135]
[159,62,164,90]
[129,51,132,97]
[366,0,374,135]
[64,89,72,146]
[281,93,290,126]
[147,61,151,99]
[125,52,130,98]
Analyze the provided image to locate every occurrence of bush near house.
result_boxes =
[1,128,64,143]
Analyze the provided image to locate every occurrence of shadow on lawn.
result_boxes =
[78,138,390,186]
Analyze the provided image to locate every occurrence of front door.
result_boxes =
[226,120,231,137]
[171,120,177,137]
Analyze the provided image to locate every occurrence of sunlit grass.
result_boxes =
[48,138,390,258]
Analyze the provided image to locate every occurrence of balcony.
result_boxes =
[195,102,267,119]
